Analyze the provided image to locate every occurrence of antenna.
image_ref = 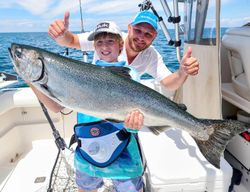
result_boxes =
[79,0,84,33]
[78,0,88,62]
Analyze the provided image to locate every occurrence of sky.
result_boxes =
[0,0,249,32]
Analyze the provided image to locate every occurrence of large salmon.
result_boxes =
[9,43,246,168]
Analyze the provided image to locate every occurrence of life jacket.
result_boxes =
[74,120,131,167]
[72,114,144,179]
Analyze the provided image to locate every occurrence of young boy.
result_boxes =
[29,21,144,192]
[74,21,144,192]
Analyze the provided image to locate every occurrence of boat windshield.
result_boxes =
[183,0,217,45]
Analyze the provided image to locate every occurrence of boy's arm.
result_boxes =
[48,11,81,49]
[28,83,64,113]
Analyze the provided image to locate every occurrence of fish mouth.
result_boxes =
[8,44,20,75]
[8,44,21,61]
[8,47,13,59]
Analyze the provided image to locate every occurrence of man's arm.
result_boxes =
[160,47,199,91]
[48,11,80,49]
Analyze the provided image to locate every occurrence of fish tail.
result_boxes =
[194,120,246,169]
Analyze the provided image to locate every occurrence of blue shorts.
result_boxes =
[76,170,144,191]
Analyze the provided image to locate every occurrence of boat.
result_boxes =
[1,0,250,191]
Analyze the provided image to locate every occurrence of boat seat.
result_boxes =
[0,88,39,115]
[139,128,232,191]
[222,26,250,101]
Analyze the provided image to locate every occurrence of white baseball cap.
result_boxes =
[88,21,123,41]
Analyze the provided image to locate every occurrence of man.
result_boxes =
[48,10,199,128]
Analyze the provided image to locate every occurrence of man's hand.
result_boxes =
[48,11,70,39]
[180,47,199,76]
[124,110,144,131]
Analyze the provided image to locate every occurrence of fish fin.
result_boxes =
[105,120,171,135]
[105,118,123,123]
[177,103,187,111]
[194,120,246,169]
[106,66,132,79]
[37,84,62,103]
[148,126,171,135]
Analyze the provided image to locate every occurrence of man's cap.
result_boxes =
[88,21,122,41]
[131,11,158,31]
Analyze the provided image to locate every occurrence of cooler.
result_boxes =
[138,128,233,192]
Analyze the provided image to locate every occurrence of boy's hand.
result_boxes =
[48,11,70,39]
[124,110,144,131]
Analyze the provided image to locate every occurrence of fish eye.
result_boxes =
[15,48,22,59]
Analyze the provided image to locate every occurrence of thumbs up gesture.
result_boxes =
[180,47,199,76]
[48,11,70,39]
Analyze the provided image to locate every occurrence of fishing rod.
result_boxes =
[38,101,68,192]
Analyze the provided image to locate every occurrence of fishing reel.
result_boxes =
[138,0,152,11]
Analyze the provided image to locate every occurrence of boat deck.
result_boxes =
[0,137,116,192]
[0,139,63,191]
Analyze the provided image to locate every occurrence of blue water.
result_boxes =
[1,29,225,88]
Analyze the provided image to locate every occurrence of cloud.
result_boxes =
[72,0,174,28]
[0,1,16,8]
[86,0,141,14]
[0,0,84,16]
[0,19,49,32]
[84,0,171,15]
[44,0,79,18]
[221,17,250,27]
[2,0,248,32]
[0,0,183,32]
[16,0,52,15]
